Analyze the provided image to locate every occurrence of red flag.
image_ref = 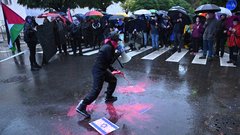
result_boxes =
[67,8,73,23]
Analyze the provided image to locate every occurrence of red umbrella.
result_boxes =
[85,10,103,17]
[37,12,67,24]
[226,15,240,29]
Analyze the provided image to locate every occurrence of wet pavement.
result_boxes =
[0,42,240,135]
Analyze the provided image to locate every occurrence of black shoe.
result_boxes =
[227,60,233,63]
[76,100,91,118]
[207,57,213,61]
[34,63,41,68]
[199,56,206,59]
[178,49,181,53]
[105,96,118,103]
[31,66,40,71]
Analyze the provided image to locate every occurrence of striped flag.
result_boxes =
[89,117,119,135]
[1,2,25,51]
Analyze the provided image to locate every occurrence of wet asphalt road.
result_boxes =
[0,43,239,135]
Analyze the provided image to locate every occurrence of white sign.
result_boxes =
[89,117,119,135]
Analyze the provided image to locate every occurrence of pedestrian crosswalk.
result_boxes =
[166,49,189,62]
[33,46,237,68]
[142,47,169,60]
[191,53,207,65]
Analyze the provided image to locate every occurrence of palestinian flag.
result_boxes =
[1,2,25,51]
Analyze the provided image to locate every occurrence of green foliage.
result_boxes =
[17,0,78,12]
[77,0,125,11]
[18,0,125,12]
[122,0,194,13]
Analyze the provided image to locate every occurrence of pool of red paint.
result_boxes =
[117,82,147,94]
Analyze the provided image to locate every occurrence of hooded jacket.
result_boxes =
[227,23,240,48]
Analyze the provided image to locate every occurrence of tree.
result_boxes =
[18,0,126,12]
[76,0,125,12]
[17,0,78,12]
[122,0,194,13]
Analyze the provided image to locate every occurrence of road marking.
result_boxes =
[83,49,99,56]
[220,53,236,67]
[192,52,207,65]
[0,50,27,63]
[166,49,188,62]
[0,50,11,53]
[127,46,152,57]
[142,48,169,60]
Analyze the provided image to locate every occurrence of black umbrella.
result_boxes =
[168,6,191,25]
[157,10,168,17]
[73,14,85,21]
[195,4,221,13]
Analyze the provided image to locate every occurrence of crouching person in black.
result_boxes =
[24,16,41,71]
[76,32,122,118]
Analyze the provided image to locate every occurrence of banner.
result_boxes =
[37,22,57,62]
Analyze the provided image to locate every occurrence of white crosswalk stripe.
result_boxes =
[142,47,169,60]
[220,53,236,67]
[166,49,188,62]
[191,53,207,65]
[127,46,152,57]
[83,50,99,56]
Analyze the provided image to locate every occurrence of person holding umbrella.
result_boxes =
[172,13,185,52]
[215,14,228,57]
[191,17,204,55]
[199,12,218,60]
[227,18,240,66]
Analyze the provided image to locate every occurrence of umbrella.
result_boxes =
[195,4,221,13]
[149,9,157,14]
[134,9,151,15]
[115,13,129,17]
[37,12,67,24]
[226,15,240,29]
[85,10,103,17]
[168,6,191,25]
[157,10,168,18]
[73,14,85,21]
[109,15,125,21]
[217,7,232,17]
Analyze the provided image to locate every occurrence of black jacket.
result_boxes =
[93,43,119,72]
[24,23,38,44]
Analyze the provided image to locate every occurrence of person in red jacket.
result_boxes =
[227,18,240,66]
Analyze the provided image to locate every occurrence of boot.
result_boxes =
[31,65,40,71]
[34,63,42,68]
[76,100,91,118]
[105,95,118,103]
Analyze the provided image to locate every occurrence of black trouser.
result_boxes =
[192,37,201,53]
[174,33,183,50]
[15,37,21,52]
[82,68,117,105]
[215,37,227,56]
[72,38,82,55]
[159,31,167,47]
[27,43,37,66]
[229,46,239,62]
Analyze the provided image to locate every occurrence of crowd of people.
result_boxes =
[23,11,240,71]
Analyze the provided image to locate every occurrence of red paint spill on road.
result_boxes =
[67,106,77,117]
[117,82,148,94]
[55,123,73,135]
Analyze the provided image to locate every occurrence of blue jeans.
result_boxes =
[143,32,148,47]
[203,40,214,57]
[151,34,159,49]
